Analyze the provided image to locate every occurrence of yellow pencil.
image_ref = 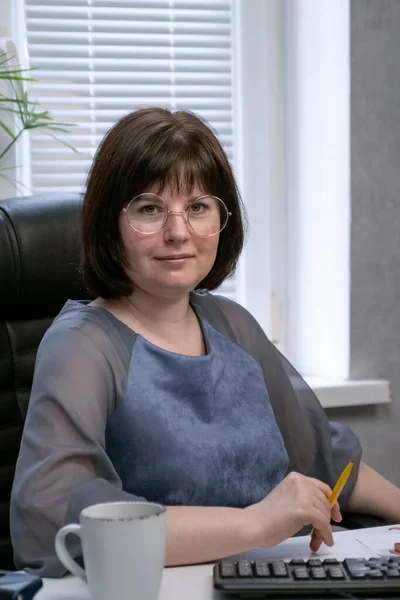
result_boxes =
[328,462,354,506]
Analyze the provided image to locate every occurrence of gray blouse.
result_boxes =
[10,292,362,577]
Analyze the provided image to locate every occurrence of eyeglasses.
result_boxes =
[123,193,231,236]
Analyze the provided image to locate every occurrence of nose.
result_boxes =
[163,211,190,241]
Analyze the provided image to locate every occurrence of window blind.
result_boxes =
[24,0,237,299]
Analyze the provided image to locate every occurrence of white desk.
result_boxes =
[35,563,213,600]
[35,526,400,600]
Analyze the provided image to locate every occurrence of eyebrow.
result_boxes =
[144,193,209,202]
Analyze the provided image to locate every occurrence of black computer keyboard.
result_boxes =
[213,556,400,598]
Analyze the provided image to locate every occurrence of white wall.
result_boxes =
[0,0,11,37]
[0,0,19,199]
[0,0,30,199]
[285,0,351,379]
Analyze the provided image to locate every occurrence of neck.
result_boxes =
[125,289,193,329]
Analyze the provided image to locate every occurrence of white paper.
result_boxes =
[354,524,400,557]
[228,529,379,562]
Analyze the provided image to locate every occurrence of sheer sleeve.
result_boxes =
[193,293,362,508]
[10,314,145,577]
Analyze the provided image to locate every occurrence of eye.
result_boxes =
[129,201,165,218]
[139,204,163,215]
[189,202,208,214]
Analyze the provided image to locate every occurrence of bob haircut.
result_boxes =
[81,107,246,298]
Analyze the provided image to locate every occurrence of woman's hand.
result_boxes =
[243,472,342,552]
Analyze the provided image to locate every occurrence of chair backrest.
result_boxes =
[0,193,92,569]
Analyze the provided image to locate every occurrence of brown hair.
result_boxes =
[81,107,247,298]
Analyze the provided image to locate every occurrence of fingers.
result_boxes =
[310,529,324,552]
[331,501,342,523]
[308,492,334,548]
[283,473,340,551]
[309,480,343,523]
[309,498,342,553]
[309,478,343,530]
[311,511,334,547]
[306,477,344,518]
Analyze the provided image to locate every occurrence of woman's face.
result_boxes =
[119,183,220,299]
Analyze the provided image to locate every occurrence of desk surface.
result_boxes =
[35,526,400,600]
[36,563,214,600]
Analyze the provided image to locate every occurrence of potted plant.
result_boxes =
[0,50,75,191]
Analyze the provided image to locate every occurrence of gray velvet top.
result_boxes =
[10,292,362,577]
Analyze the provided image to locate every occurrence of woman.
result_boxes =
[10,108,400,577]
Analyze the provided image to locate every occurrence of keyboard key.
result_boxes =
[311,567,327,579]
[328,566,345,579]
[345,558,369,568]
[349,571,367,579]
[307,559,323,568]
[368,570,384,578]
[386,569,400,578]
[238,561,253,577]
[368,558,387,564]
[347,565,370,576]
[271,561,289,577]
[324,559,340,565]
[220,562,235,578]
[387,565,399,571]
[290,559,306,566]
[254,562,271,577]
[293,568,310,580]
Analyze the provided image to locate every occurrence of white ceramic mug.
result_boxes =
[55,501,166,600]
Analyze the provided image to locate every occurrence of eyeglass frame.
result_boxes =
[122,193,232,237]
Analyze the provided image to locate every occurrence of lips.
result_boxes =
[156,255,194,260]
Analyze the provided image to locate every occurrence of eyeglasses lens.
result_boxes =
[126,194,229,236]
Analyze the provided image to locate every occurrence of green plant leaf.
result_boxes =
[0,104,26,116]
[0,96,26,104]
[0,73,35,82]
[45,131,80,153]
[0,51,77,183]
[0,120,15,138]
[0,52,35,81]
[0,164,32,193]
[34,123,74,133]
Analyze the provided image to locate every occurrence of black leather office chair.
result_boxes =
[0,193,92,569]
[0,193,386,570]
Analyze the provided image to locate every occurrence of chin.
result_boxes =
[153,276,202,296]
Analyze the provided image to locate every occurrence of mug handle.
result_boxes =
[55,524,87,582]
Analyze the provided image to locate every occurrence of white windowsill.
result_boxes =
[305,377,391,409]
